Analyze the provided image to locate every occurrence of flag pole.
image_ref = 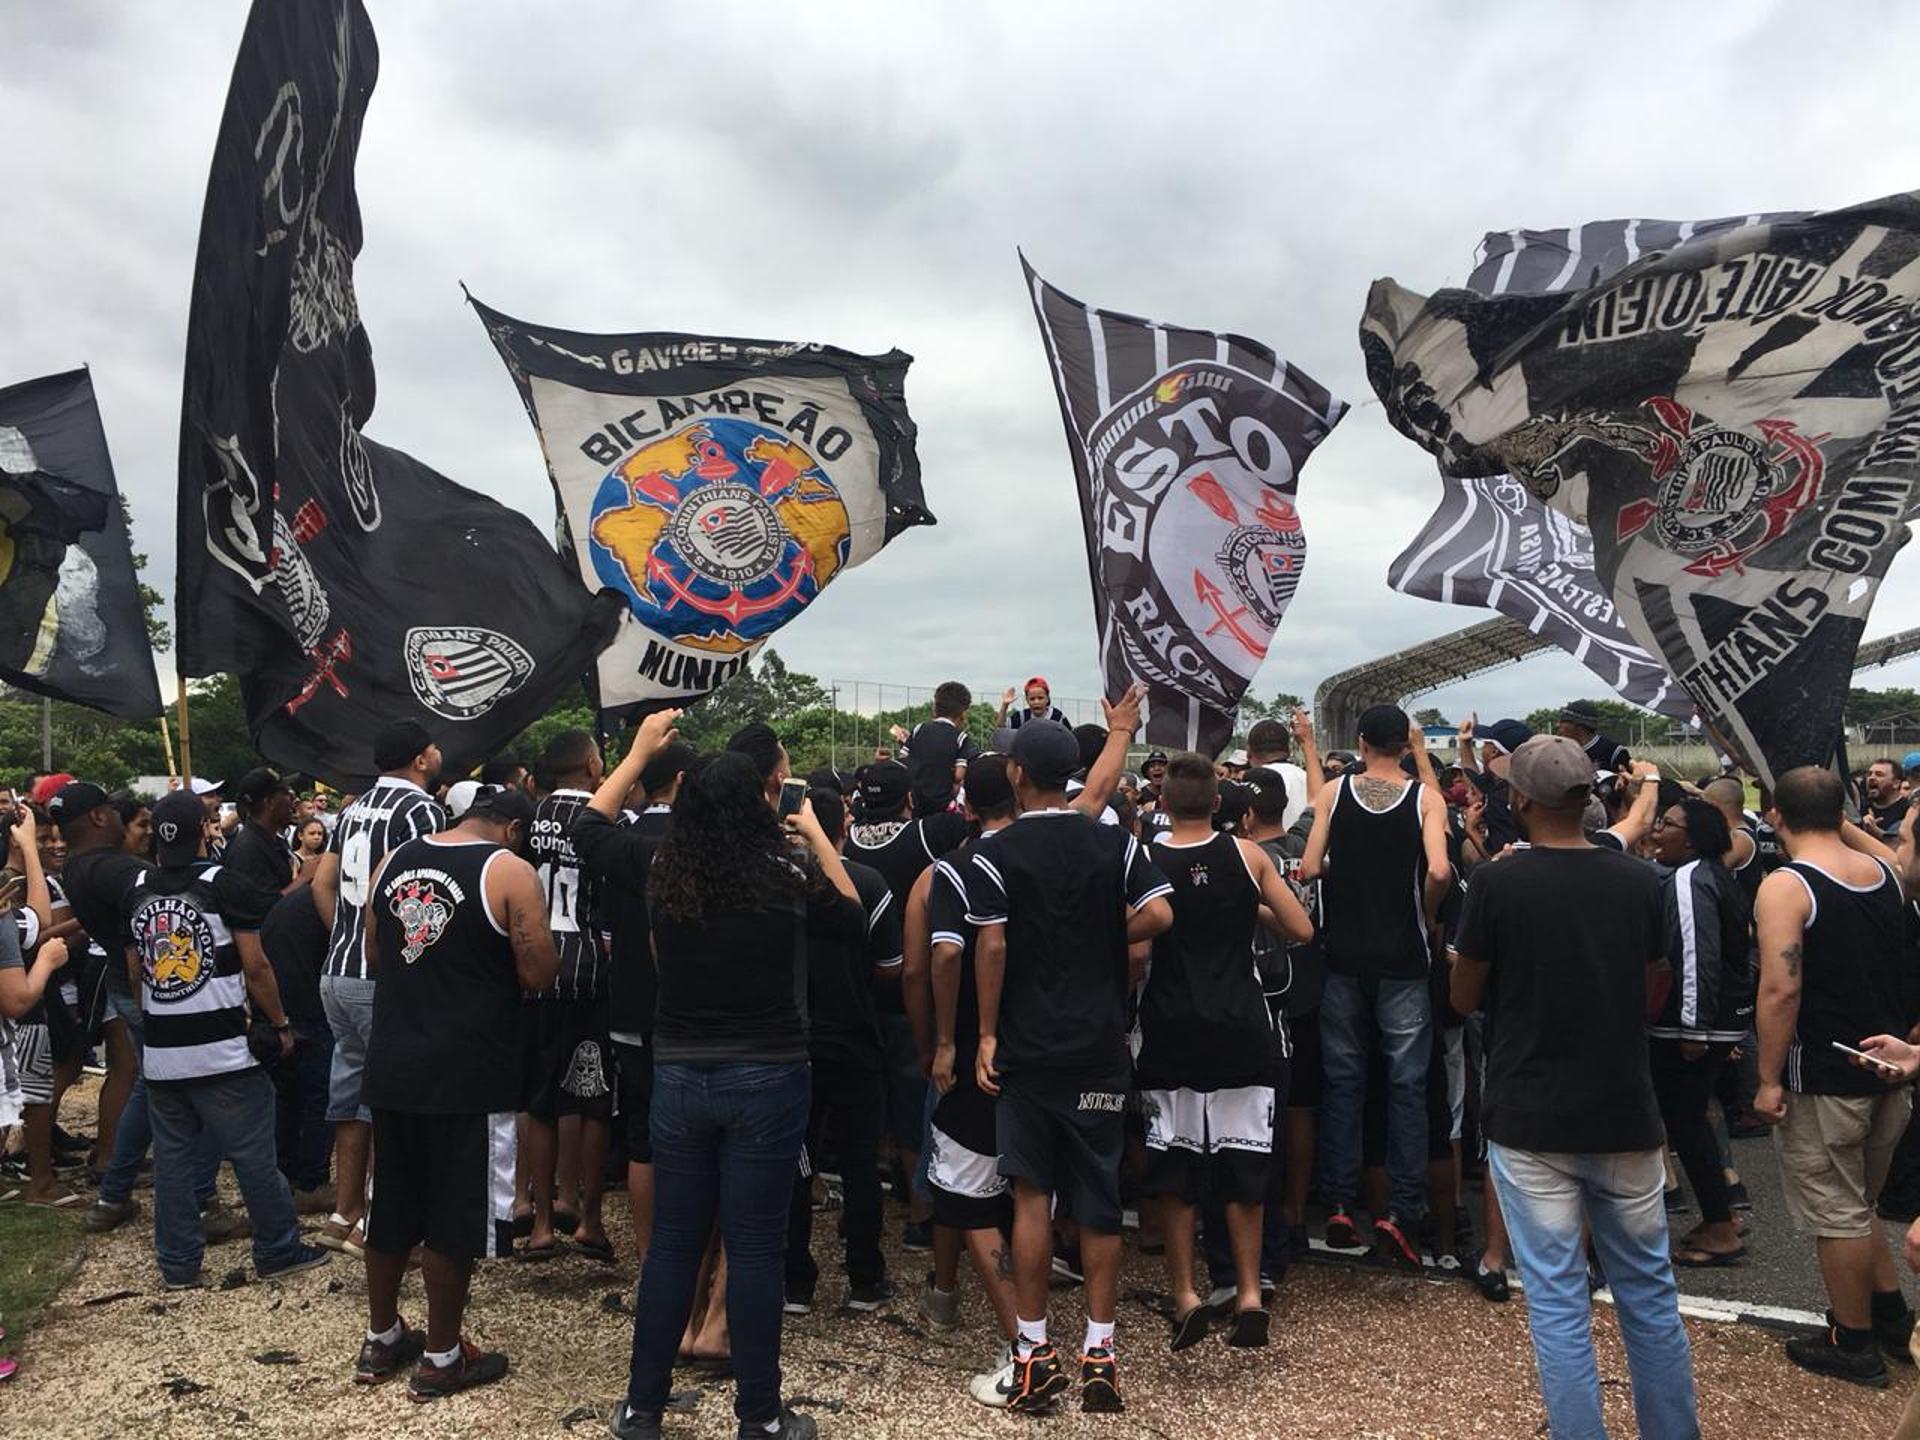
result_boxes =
[176,675,193,791]
[159,709,179,782]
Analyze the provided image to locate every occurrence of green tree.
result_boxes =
[1412,707,1449,728]
[1238,691,1305,723]
[1522,697,1656,744]
[121,496,170,654]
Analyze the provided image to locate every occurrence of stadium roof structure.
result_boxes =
[1312,619,1920,745]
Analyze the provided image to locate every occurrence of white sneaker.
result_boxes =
[967,1345,1016,1409]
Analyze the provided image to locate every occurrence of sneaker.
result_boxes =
[1372,1214,1423,1273]
[1079,1346,1123,1412]
[1785,1328,1890,1388]
[847,1278,896,1312]
[607,1400,662,1439]
[163,1271,206,1291]
[918,1274,960,1330]
[355,1320,426,1384]
[201,1201,252,1244]
[901,1220,933,1254]
[736,1409,815,1440]
[782,1289,814,1316]
[314,1213,366,1260]
[407,1339,510,1402]
[292,1184,337,1216]
[85,1197,140,1234]
[257,1244,330,1281]
[967,1345,1017,1409]
[1050,1241,1085,1285]
[1005,1342,1069,1413]
[1324,1208,1362,1249]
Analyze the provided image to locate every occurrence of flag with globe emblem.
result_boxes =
[471,298,932,714]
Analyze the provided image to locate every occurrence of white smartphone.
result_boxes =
[1831,1040,1905,1078]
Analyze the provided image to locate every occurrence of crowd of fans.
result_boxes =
[4,678,1920,1438]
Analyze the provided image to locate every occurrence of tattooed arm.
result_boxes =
[494,852,561,993]
[1752,868,1811,1124]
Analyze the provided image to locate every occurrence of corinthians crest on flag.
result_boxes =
[470,298,932,714]
[1023,256,1346,755]
[175,0,616,787]
[1362,193,1920,787]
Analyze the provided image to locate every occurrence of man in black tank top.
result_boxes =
[1299,704,1452,1269]
[1140,756,1311,1351]
[354,787,559,1402]
[1753,765,1918,1388]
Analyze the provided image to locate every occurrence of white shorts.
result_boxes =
[1142,1086,1274,1156]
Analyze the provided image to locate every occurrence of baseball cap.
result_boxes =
[1144,750,1169,768]
[150,791,207,865]
[1904,752,1920,775]
[1480,718,1535,756]
[29,773,74,807]
[373,718,435,772]
[234,767,291,809]
[1225,748,1250,767]
[189,776,225,797]
[1358,703,1411,750]
[804,764,850,795]
[1559,699,1604,730]
[47,780,112,827]
[964,753,1014,812]
[859,760,911,814]
[444,779,483,819]
[1009,719,1081,790]
[1215,780,1252,833]
[465,784,536,828]
[1508,734,1596,807]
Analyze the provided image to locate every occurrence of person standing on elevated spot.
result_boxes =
[968,711,1172,1414]
[354,785,556,1401]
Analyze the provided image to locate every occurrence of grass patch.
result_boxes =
[0,1203,85,1340]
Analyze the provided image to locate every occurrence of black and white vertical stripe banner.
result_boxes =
[1022,254,1346,757]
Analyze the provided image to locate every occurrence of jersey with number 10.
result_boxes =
[529,788,602,1002]
[322,778,447,981]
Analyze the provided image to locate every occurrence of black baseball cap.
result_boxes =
[47,780,112,828]
[234,767,292,809]
[1010,719,1081,790]
[151,791,207,865]
[373,718,435,772]
[860,760,911,814]
[965,753,1014,812]
[1481,718,1536,756]
[1358,703,1411,749]
[465,784,536,828]
[1144,750,1169,768]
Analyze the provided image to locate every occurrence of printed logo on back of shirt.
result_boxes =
[387,868,465,963]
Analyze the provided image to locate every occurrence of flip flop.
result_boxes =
[0,1357,16,1383]
[1673,1245,1746,1268]
[1169,1304,1210,1352]
[24,1191,85,1209]
[0,1186,22,1204]
[1227,1307,1270,1348]
[551,1209,580,1237]
[511,1212,534,1240]
[518,1240,563,1263]
[572,1235,616,1265]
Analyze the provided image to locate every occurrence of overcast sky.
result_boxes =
[10,0,1920,734]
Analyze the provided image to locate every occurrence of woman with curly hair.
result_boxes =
[613,740,862,1440]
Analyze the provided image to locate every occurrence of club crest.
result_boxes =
[389,877,453,963]
[405,625,535,721]
[134,897,219,1003]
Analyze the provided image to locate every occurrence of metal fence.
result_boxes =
[816,680,1110,772]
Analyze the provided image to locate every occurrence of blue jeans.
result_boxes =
[273,1020,335,1191]
[98,992,220,1209]
[1490,1144,1699,1440]
[1318,973,1431,1219]
[148,1068,306,1283]
[626,1061,810,1426]
[319,974,376,1124]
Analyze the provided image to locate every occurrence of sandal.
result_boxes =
[24,1189,85,1209]
[572,1234,616,1264]
[1227,1307,1270,1348]
[550,1209,580,1237]
[1473,1260,1511,1303]
[1169,1304,1210,1352]
[1673,1244,1746,1268]
[518,1240,563,1263]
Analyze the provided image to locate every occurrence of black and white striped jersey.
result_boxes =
[322,777,447,981]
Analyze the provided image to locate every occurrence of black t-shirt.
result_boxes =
[221,820,293,901]
[1868,795,1911,836]
[848,812,968,1014]
[650,859,866,1066]
[573,804,670,1040]
[966,810,1171,1083]
[906,719,978,817]
[1468,771,1527,856]
[259,883,328,1025]
[805,859,901,1071]
[927,836,1000,1154]
[1453,846,1665,1154]
[61,846,151,996]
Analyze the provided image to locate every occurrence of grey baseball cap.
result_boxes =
[1508,734,1597,807]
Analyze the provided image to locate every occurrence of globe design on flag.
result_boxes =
[588,417,850,655]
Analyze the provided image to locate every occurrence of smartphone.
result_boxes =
[778,777,807,818]
[1831,1040,1905,1078]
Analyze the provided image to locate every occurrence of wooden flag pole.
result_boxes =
[159,709,179,782]
[176,675,193,791]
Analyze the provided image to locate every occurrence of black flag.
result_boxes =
[176,0,614,786]
[1023,256,1346,756]
[1363,194,1920,787]
[472,298,931,715]
[0,369,161,718]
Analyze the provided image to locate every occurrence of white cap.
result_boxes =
[444,780,482,819]
[188,776,223,796]
[1226,748,1249,766]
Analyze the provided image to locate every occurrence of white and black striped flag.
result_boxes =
[1364,193,1920,787]
[1023,256,1346,756]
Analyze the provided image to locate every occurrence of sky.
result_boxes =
[9,0,1920,733]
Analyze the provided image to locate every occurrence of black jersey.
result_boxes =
[848,812,968,1013]
[1782,858,1913,1096]
[323,778,445,980]
[1138,832,1273,1091]
[528,788,601,1001]
[363,837,523,1114]
[928,834,1001,1156]
[804,859,900,1071]
[1319,774,1431,981]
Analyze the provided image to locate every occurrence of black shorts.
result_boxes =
[929,1080,1009,1231]
[1286,1007,1322,1109]
[367,1109,517,1259]
[523,996,614,1123]
[613,1039,654,1164]
[996,1073,1126,1234]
